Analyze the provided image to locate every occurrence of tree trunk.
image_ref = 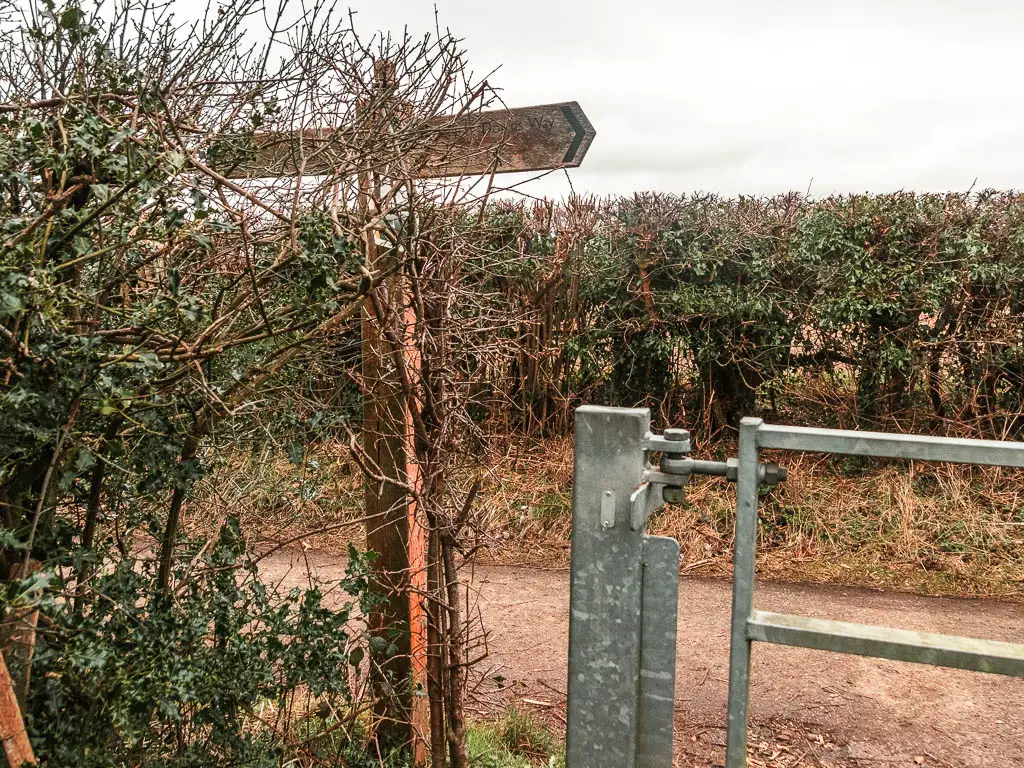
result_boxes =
[426,528,447,768]
[441,535,469,768]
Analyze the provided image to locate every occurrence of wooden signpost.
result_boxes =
[220,101,596,180]
[221,98,595,763]
[419,101,596,177]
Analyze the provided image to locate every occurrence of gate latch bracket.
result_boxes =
[628,427,787,531]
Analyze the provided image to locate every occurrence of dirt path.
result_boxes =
[264,551,1024,767]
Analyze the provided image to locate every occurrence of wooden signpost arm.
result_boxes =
[215,102,596,180]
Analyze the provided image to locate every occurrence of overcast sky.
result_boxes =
[298,1,1024,198]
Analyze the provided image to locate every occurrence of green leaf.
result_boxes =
[0,291,23,319]
[59,7,83,30]
[0,528,26,551]
[137,350,162,371]
[75,448,96,473]
[285,442,304,467]
[166,150,186,172]
[166,268,180,296]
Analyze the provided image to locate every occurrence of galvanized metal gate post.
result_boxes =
[566,406,785,767]
[566,406,681,768]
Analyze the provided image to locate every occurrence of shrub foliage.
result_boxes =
[468,193,1024,437]
[0,0,387,763]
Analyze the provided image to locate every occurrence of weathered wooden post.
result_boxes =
[223,96,596,761]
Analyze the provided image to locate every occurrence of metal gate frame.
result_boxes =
[565,407,1024,767]
[566,406,785,768]
[725,417,1024,767]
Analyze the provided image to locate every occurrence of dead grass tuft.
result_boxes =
[187,443,366,552]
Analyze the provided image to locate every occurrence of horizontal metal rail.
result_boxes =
[747,611,1024,677]
[726,418,1024,768]
[756,424,1024,468]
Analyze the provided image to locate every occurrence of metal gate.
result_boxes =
[723,417,1024,767]
[565,406,1024,768]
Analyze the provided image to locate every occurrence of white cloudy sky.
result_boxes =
[142,0,1016,198]
[326,0,1024,199]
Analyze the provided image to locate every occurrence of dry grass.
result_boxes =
[187,442,367,552]
[472,435,576,561]
[195,435,1024,599]
[474,437,1024,599]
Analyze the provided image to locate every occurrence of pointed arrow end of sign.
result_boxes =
[560,102,596,167]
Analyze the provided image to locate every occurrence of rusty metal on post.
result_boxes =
[359,60,429,761]
[402,288,429,761]
[0,651,35,766]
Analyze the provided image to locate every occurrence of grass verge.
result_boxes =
[467,707,564,768]
[200,435,1024,599]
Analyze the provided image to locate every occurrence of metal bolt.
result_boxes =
[761,462,788,486]
[660,428,692,475]
[663,428,691,454]
[663,486,686,504]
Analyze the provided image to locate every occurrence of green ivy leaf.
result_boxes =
[59,7,83,30]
